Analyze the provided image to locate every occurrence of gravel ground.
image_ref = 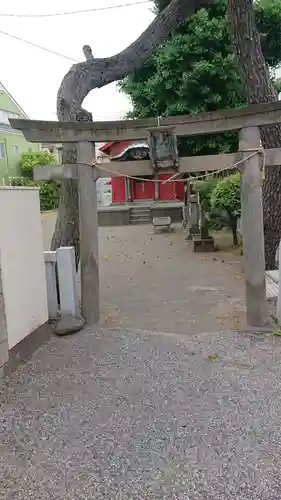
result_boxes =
[41,214,246,334]
[1,327,281,499]
[1,218,279,498]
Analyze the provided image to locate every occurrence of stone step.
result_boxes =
[130,218,151,226]
[130,219,151,224]
[130,209,150,215]
[130,213,151,219]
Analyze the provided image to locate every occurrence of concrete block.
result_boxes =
[56,247,79,317]
[44,251,59,320]
[193,236,215,253]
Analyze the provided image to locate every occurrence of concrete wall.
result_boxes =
[98,205,131,226]
[0,187,48,350]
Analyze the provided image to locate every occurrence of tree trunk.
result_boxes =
[52,0,211,260]
[227,0,281,269]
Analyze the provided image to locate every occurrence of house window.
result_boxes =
[0,143,5,160]
[14,144,19,154]
[28,147,32,152]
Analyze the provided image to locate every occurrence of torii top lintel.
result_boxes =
[9,101,281,144]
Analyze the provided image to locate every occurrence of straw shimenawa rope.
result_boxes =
[80,148,265,184]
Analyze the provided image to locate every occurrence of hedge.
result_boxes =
[10,177,60,212]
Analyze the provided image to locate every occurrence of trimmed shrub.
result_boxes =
[20,151,57,176]
[211,173,241,246]
[10,177,60,212]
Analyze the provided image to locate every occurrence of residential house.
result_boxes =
[0,81,40,182]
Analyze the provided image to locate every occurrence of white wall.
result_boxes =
[0,187,48,349]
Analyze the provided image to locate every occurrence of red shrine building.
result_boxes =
[99,140,185,204]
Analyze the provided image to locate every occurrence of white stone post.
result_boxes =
[56,246,79,317]
[44,251,59,320]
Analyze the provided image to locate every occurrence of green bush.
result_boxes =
[211,173,241,246]
[20,151,57,176]
[196,177,219,212]
[10,177,60,212]
[16,150,60,211]
[196,177,222,230]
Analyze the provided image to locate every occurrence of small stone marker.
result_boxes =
[186,193,200,240]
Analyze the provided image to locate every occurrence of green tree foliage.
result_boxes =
[211,173,240,215]
[13,151,60,211]
[196,177,219,212]
[20,151,57,175]
[120,0,281,156]
[196,173,241,245]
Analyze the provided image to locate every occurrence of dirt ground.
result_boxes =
[42,213,246,334]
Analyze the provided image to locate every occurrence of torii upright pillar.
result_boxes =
[33,141,100,325]
[77,141,100,325]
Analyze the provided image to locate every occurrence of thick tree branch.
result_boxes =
[83,45,94,61]
[52,0,211,261]
[57,0,211,119]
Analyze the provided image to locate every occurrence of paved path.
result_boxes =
[41,213,246,333]
[1,327,281,499]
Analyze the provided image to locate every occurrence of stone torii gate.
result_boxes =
[10,101,281,328]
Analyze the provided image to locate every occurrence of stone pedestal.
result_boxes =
[192,206,215,252]
[193,235,215,252]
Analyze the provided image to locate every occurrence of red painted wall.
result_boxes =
[134,179,155,200]
[105,138,185,203]
[112,177,126,203]
[111,174,185,203]
[175,180,185,200]
[159,173,176,200]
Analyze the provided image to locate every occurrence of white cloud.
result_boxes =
[0,0,154,120]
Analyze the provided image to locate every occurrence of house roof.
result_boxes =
[99,140,150,156]
[99,141,115,153]
[0,80,29,119]
[111,142,149,161]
